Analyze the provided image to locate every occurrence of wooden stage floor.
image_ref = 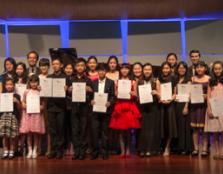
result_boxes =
[0,155,222,174]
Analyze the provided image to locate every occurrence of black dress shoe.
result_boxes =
[47,153,57,159]
[90,154,98,160]
[102,154,109,160]
[72,154,79,160]
[56,152,63,159]
[79,155,85,160]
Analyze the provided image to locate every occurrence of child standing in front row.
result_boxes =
[39,58,50,156]
[19,75,45,159]
[90,63,115,160]
[0,78,21,159]
[109,63,141,159]
[47,58,67,159]
[157,62,177,156]
[137,63,161,157]
[69,58,93,160]
[190,61,210,157]
[205,61,223,160]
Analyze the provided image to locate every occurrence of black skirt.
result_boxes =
[138,103,161,152]
[175,102,192,152]
[160,102,177,139]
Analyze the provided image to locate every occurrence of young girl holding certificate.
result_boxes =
[14,62,28,156]
[106,55,120,154]
[109,63,141,159]
[63,63,74,154]
[0,78,21,159]
[137,63,161,157]
[190,61,210,157]
[205,61,223,160]
[19,75,45,159]
[157,62,177,156]
[175,62,192,155]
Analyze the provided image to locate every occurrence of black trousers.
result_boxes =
[71,104,89,156]
[91,113,110,156]
[48,111,65,154]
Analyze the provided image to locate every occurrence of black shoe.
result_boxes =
[79,155,85,160]
[102,154,109,160]
[90,154,98,160]
[47,153,57,159]
[8,152,15,159]
[72,154,79,160]
[201,151,208,158]
[56,152,63,159]
[191,150,199,156]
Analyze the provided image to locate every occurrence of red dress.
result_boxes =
[109,80,141,130]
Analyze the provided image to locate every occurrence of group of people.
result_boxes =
[0,49,223,161]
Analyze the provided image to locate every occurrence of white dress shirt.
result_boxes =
[98,78,106,93]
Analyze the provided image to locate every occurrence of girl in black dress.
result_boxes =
[137,63,161,157]
[157,61,178,156]
[175,61,192,155]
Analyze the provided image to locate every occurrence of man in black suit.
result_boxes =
[26,50,41,76]
[90,63,115,160]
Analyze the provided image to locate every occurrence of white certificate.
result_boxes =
[209,97,223,117]
[26,93,40,114]
[190,84,204,104]
[161,82,172,101]
[176,84,191,102]
[15,83,27,101]
[52,78,66,98]
[0,93,13,112]
[40,78,52,97]
[72,82,86,102]
[117,80,131,99]
[93,92,108,113]
[138,84,153,104]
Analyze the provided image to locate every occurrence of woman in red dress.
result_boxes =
[109,63,141,158]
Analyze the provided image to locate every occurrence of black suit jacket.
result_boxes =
[27,66,41,76]
[92,78,115,114]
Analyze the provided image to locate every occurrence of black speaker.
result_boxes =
[49,48,78,65]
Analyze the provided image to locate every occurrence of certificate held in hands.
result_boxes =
[52,78,66,98]
[40,78,53,97]
[117,80,131,99]
[138,84,153,104]
[209,97,223,117]
[26,93,40,114]
[190,84,204,104]
[176,84,191,102]
[72,82,86,102]
[161,82,172,101]
[0,93,13,112]
[93,92,108,113]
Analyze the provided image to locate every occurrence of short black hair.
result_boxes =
[189,50,201,57]
[97,63,108,71]
[27,51,39,61]
[52,57,63,64]
[76,57,87,65]
[39,58,50,67]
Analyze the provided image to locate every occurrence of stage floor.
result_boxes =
[0,155,222,174]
